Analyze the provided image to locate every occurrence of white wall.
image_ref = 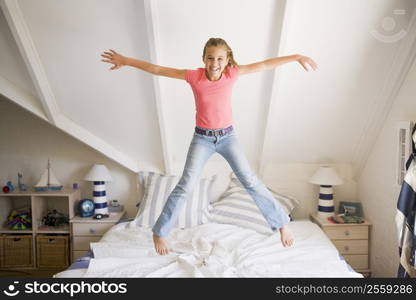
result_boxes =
[0,95,141,218]
[358,57,416,277]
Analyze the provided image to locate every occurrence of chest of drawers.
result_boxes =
[310,212,371,277]
[70,211,125,263]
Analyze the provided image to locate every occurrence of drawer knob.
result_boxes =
[89,228,96,233]
[344,230,350,236]
[344,246,350,251]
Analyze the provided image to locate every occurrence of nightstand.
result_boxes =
[69,211,125,263]
[310,212,371,277]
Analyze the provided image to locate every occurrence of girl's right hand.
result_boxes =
[101,49,127,70]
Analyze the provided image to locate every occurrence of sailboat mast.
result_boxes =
[47,159,50,187]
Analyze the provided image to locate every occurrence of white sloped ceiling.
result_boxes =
[0,0,415,176]
[4,0,164,171]
[265,0,416,171]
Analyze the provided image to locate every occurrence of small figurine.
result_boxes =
[2,185,10,193]
[18,173,28,191]
[6,181,14,192]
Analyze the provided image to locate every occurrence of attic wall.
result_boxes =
[358,57,416,277]
[0,95,140,218]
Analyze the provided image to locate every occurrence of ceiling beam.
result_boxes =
[143,0,172,174]
[0,0,59,125]
[352,8,416,178]
[0,74,47,121]
[258,0,292,178]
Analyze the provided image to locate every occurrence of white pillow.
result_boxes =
[208,173,230,203]
[226,176,299,215]
[132,171,215,228]
[210,177,299,234]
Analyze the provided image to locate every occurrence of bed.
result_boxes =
[54,172,363,278]
[54,219,363,278]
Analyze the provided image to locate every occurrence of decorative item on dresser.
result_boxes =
[78,199,95,218]
[70,211,125,263]
[310,212,371,277]
[84,164,112,217]
[309,166,344,219]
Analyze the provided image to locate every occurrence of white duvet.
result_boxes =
[55,220,363,278]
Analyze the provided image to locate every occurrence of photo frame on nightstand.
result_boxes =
[338,201,363,217]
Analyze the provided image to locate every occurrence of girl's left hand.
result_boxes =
[297,55,318,71]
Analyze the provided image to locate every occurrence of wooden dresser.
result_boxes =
[70,211,125,263]
[310,212,371,277]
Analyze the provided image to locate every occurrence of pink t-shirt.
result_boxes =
[185,66,239,129]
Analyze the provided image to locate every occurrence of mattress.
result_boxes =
[54,220,363,278]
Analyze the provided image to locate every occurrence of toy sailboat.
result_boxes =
[34,159,63,192]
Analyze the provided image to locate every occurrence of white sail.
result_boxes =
[34,160,62,188]
[35,170,49,187]
[48,169,62,186]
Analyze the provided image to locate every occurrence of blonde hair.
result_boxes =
[202,38,237,67]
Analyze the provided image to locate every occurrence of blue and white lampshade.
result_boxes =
[84,164,113,216]
[309,166,343,219]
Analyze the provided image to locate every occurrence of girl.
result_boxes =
[101,38,318,255]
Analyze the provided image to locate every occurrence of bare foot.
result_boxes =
[279,226,294,248]
[153,234,169,255]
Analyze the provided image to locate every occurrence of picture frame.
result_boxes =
[338,201,363,217]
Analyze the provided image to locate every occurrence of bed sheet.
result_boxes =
[54,220,363,278]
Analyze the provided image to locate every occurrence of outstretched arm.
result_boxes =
[101,49,186,80]
[238,54,318,75]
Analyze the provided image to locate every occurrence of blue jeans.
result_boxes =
[152,126,290,237]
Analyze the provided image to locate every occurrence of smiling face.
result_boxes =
[203,46,229,81]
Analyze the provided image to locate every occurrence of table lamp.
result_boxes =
[309,166,343,219]
[84,164,112,216]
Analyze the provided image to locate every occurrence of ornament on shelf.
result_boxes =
[2,185,10,193]
[2,181,16,193]
[41,209,69,227]
[18,173,28,191]
[7,209,32,230]
[34,159,63,192]
[7,181,14,192]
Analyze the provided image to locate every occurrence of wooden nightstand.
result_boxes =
[310,212,371,277]
[69,211,125,263]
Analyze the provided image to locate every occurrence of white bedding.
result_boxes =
[54,220,363,278]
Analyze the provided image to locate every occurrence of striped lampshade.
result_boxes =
[84,164,112,216]
[309,166,343,219]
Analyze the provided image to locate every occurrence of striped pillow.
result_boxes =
[209,177,299,234]
[132,172,215,228]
